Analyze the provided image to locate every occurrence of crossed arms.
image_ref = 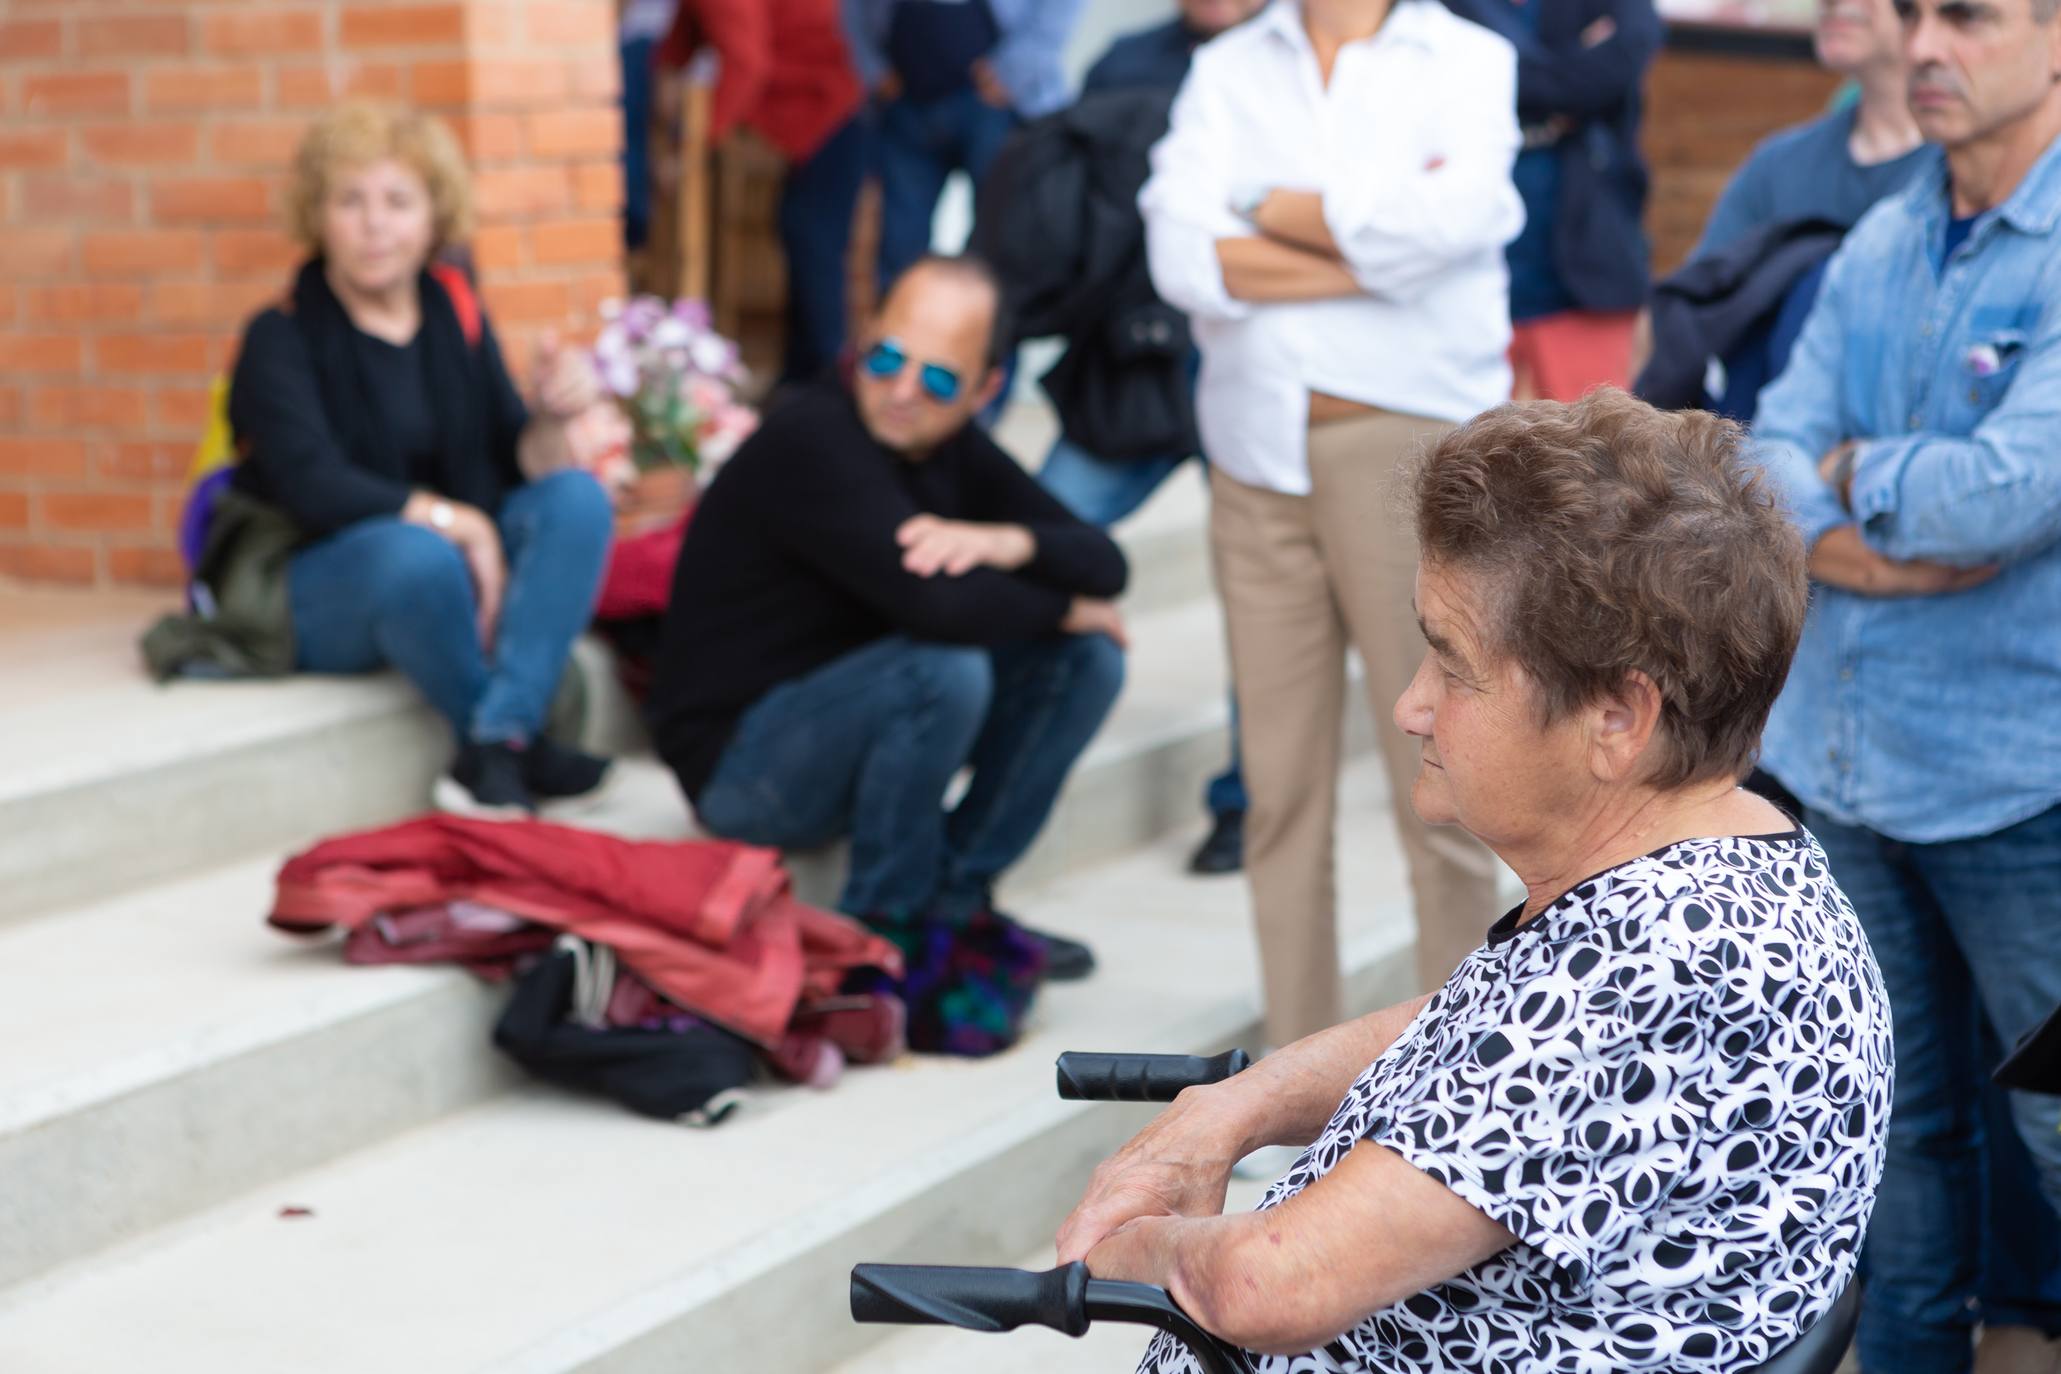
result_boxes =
[1139,39,1524,318]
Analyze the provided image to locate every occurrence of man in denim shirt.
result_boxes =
[1753,0,2061,1366]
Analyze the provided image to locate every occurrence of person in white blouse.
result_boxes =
[1140,0,1524,1045]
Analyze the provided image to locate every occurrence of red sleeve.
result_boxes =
[665,0,773,145]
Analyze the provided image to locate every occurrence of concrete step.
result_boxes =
[0,471,1214,924]
[0,598,1372,1293]
[0,759,1421,1374]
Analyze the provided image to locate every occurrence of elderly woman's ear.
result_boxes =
[1585,669,1667,784]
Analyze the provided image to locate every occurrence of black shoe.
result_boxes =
[434,742,536,819]
[1188,810,1244,876]
[1035,929,1097,981]
[1000,916,1095,982]
[522,735,613,800]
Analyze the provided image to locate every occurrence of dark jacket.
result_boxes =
[140,485,302,680]
[972,87,1197,461]
[1634,217,1846,412]
[1444,0,1662,313]
[230,260,530,538]
[647,383,1128,797]
[1081,17,1202,95]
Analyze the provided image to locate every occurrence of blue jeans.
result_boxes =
[1038,435,1247,819]
[289,471,614,746]
[1805,804,2061,1373]
[695,632,1125,920]
[873,89,1018,288]
[779,115,868,383]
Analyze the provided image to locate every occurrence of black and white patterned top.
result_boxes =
[1139,829,1893,1374]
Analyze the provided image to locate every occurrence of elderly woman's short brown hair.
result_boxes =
[1412,389,1807,789]
[286,101,473,253]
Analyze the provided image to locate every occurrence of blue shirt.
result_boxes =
[1693,107,1930,261]
[843,0,1085,117]
[1753,140,2061,843]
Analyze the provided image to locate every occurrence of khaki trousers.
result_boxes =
[1210,409,1503,1047]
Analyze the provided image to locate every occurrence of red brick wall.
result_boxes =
[0,0,625,589]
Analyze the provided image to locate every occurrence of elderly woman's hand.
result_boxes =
[1055,1088,1247,1265]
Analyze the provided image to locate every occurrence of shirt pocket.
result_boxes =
[1953,304,2037,421]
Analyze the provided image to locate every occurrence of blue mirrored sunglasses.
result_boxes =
[861,339,963,404]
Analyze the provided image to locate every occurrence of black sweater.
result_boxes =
[228,264,530,537]
[649,383,1129,799]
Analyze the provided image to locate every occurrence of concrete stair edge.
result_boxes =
[0,502,1215,926]
[0,685,1370,1292]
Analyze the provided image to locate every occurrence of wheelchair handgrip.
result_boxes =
[1055,1049,1251,1102]
[850,1262,1091,1337]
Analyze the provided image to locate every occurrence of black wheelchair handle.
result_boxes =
[848,1263,1241,1374]
[851,1262,1090,1337]
[1055,1049,1251,1102]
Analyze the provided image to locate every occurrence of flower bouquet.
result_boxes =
[590,296,759,534]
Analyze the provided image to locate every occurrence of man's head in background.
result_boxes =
[1816,0,1909,78]
[854,255,1012,459]
[1898,0,2061,151]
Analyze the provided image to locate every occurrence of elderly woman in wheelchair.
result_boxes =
[857,392,1895,1374]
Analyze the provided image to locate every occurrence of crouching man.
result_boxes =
[649,255,1128,1053]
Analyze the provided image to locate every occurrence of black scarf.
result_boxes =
[291,258,512,514]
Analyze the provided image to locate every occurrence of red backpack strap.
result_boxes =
[428,261,482,347]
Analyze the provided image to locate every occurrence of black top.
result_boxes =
[648,383,1129,799]
[229,261,530,538]
[887,0,998,101]
[1081,18,1203,95]
[349,329,442,488]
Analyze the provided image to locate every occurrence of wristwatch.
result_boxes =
[427,499,456,533]
[1230,185,1269,222]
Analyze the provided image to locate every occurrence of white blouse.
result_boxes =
[1139,0,1525,495]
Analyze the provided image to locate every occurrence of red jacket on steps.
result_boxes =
[268,815,901,1047]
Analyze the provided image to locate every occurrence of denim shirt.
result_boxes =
[1753,139,2061,843]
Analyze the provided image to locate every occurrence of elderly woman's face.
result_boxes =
[320,157,435,300]
[1395,563,1594,843]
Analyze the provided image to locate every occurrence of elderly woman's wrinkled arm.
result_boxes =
[1087,1137,1515,1355]
[1055,994,1433,1265]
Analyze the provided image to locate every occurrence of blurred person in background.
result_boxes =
[1140,0,1523,1047]
[1751,0,2061,1360]
[1644,9,2061,1360]
[1082,0,1268,90]
[1012,0,1267,876]
[660,0,869,384]
[846,0,1087,287]
[618,0,675,252]
[228,103,618,819]
[1633,0,1927,421]
[1692,0,1927,260]
[1444,0,1662,400]
[647,257,1126,1032]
